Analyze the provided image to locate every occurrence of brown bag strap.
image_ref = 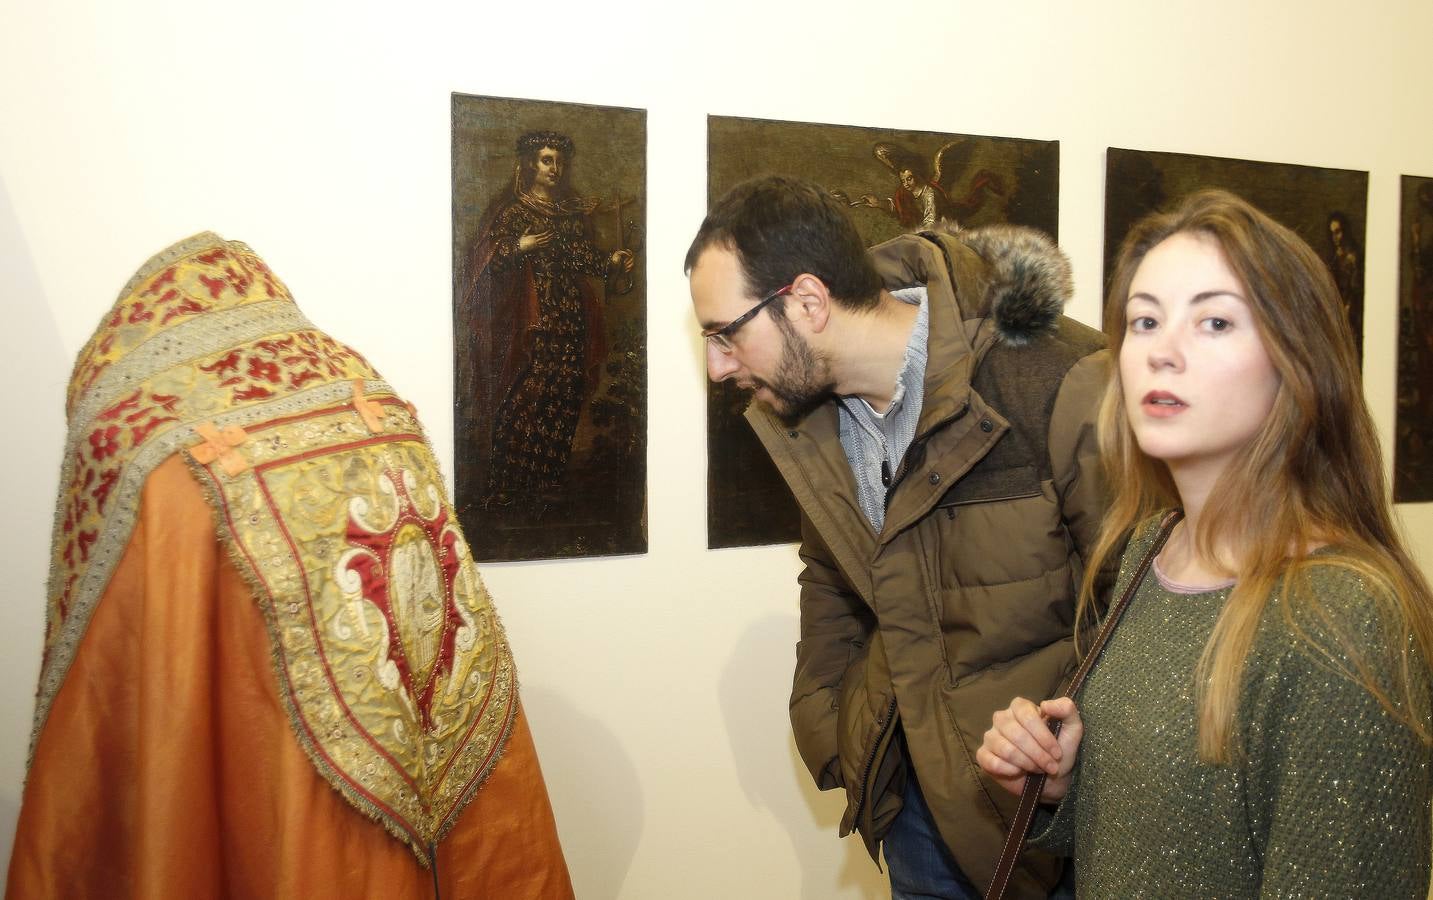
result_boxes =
[984,510,1183,900]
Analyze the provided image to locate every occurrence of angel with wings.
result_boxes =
[832,140,1009,231]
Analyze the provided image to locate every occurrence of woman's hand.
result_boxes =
[610,249,635,272]
[518,230,554,254]
[976,696,1083,802]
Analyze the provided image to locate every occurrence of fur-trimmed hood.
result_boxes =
[950,224,1073,345]
[869,224,1073,346]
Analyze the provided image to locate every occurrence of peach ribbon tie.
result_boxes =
[190,422,250,475]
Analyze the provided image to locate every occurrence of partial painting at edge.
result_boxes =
[1104,148,1368,358]
[452,94,647,561]
[1396,174,1433,503]
[705,115,1060,549]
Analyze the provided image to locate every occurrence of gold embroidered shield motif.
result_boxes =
[190,388,517,861]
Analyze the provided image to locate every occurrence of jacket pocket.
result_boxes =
[933,463,1040,508]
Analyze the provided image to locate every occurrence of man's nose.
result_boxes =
[706,341,740,383]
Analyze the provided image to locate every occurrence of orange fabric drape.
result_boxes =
[8,455,574,899]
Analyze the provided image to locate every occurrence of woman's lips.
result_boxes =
[1142,390,1187,417]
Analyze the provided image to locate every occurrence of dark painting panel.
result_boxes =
[1395,174,1433,503]
[1104,148,1368,357]
[452,94,646,561]
[706,115,1059,548]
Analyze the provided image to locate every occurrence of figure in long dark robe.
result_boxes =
[458,131,633,516]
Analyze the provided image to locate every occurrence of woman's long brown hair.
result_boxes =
[1079,189,1433,763]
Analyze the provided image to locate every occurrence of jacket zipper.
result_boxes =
[863,404,974,822]
[849,696,899,829]
[882,436,921,513]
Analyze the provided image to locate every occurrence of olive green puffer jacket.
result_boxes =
[746,227,1108,899]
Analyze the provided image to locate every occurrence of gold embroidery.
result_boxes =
[191,404,516,857]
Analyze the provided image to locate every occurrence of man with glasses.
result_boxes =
[686,176,1106,899]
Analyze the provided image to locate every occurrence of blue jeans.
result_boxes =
[884,773,981,900]
[884,772,1076,900]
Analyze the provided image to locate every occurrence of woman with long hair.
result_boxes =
[977,190,1433,896]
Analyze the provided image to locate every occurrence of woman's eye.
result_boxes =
[1204,317,1232,333]
[1128,316,1157,332]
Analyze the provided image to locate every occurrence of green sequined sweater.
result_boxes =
[1033,519,1433,898]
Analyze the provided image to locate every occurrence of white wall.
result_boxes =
[1,1,1430,897]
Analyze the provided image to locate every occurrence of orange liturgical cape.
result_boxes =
[8,458,574,899]
[8,234,574,899]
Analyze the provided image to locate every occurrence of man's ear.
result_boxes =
[788,273,833,334]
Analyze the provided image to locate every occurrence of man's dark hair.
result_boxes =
[684,175,882,310]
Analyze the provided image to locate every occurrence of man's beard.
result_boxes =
[755,318,835,425]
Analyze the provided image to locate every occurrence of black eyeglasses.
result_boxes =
[701,284,793,353]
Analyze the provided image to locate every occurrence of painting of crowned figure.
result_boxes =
[453,94,646,561]
[704,115,1059,548]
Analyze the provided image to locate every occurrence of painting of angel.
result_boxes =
[704,115,1058,548]
[830,140,1016,232]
